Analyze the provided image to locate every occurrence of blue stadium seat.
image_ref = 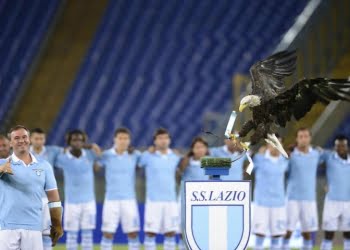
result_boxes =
[0,0,60,123]
[49,0,307,148]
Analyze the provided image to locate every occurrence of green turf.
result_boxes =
[54,245,342,250]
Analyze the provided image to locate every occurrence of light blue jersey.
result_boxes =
[323,152,350,201]
[139,150,180,201]
[99,148,140,200]
[253,151,288,207]
[287,147,322,201]
[56,149,96,204]
[0,153,57,231]
[30,145,62,166]
[210,146,246,180]
[182,158,207,182]
[180,157,208,202]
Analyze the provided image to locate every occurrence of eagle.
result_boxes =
[235,50,350,157]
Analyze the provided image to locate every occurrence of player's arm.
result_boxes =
[46,189,63,246]
[176,156,190,185]
[85,143,102,156]
[45,163,63,246]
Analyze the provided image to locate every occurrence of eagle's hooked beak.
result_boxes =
[239,104,247,112]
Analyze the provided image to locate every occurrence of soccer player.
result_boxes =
[0,134,11,158]
[210,136,246,180]
[98,128,141,250]
[283,128,322,250]
[320,135,350,250]
[252,135,288,250]
[139,128,180,250]
[0,125,63,250]
[176,137,209,250]
[30,128,62,165]
[30,128,63,250]
[55,129,97,250]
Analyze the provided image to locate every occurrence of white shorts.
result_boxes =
[102,199,140,233]
[287,200,318,232]
[42,197,51,235]
[64,201,96,231]
[144,201,179,234]
[177,200,182,234]
[322,199,350,231]
[0,229,43,250]
[252,204,287,236]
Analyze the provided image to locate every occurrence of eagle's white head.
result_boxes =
[239,95,261,112]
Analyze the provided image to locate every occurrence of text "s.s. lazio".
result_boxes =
[190,190,247,202]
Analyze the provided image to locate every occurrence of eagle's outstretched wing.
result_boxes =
[267,78,350,127]
[250,50,297,101]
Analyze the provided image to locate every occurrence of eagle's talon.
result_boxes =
[240,142,250,151]
[228,133,249,151]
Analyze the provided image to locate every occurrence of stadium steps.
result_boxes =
[283,52,350,147]
[280,0,350,147]
[10,0,109,131]
[314,53,350,146]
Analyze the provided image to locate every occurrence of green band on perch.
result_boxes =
[201,157,232,168]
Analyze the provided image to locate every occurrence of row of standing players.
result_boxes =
[0,126,349,250]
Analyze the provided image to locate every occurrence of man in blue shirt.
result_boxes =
[98,128,141,250]
[30,127,63,250]
[320,135,350,250]
[0,125,63,250]
[55,129,97,250]
[0,134,11,158]
[30,128,62,166]
[139,128,180,250]
[252,135,289,250]
[283,128,322,250]
[210,137,247,180]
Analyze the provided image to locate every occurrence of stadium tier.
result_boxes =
[48,0,307,148]
[0,0,60,124]
[327,114,350,147]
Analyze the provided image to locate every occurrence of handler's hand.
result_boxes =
[50,224,63,246]
[0,160,13,175]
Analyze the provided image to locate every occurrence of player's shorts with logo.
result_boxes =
[252,204,287,236]
[144,200,179,234]
[64,201,96,231]
[287,200,318,232]
[322,199,350,231]
[102,199,140,233]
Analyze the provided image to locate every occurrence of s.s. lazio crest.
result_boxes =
[183,158,251,250]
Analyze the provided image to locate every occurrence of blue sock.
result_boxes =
[101,236,113,250]
[178,238,186,250]
[164,236,176,250]
[302,239,313,250]
[271,237,281,250]
[81,229,93,250]
[42,235,52,250]
[66,231,78,250]
[344,238,350,250]
[321,239,332,250]
[255,235,264,250]
[144,235,156,250]
[282,238,290,248]
[128,236,140,250]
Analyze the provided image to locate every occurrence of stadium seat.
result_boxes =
[49,0,307,148]
[0,0,60,123]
